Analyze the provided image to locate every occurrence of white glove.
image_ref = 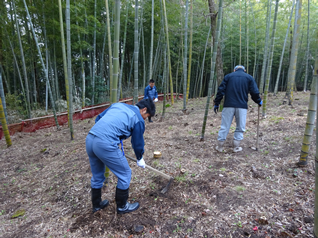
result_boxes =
[137,157,146,169]
[154,98,158,102]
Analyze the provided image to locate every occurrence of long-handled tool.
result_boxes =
[256,106,260,151]
[126,155,173,194]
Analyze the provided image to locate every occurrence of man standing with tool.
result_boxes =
[144,79,158,123]
[213,65,262,153]
[85,98,155,214]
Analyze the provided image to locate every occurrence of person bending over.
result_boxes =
[86,98,155,214]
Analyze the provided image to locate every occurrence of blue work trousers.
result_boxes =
[217,107,247,142]
[86,133,131,190]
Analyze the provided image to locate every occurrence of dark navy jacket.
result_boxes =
[214,69,261,109]
[144,85,158,100]
[90,103,145,160]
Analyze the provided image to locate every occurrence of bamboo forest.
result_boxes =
[1,0,318,237]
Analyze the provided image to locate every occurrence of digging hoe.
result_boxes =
[126,155,174,194]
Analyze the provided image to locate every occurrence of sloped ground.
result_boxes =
[0,92,315,238]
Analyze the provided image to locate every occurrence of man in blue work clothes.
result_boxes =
[86,98,155,214]
[144,79,158,122]
[213,65,262,153]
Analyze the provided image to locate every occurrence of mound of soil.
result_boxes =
[0,92,315,237]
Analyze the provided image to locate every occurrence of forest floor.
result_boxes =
[0,92,316,238]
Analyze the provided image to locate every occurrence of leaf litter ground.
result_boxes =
[0,92,315,238]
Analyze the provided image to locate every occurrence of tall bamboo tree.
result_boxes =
[75,0,86,108]
[91,0,97,105]
[0,96,11,147]
[259,0,272,94]
[183,0,189,111]
[274,0,295,95]
[160,43,167,121]
[13,0,31,119]
[199,26,211,98]
[112,0,120,103]
[23,0,59,128]
[287,0,302,105]
[162,0,174,104]
[262,0,279,118]
[66,0,74,140]
[149,0,154,79]
[313,30,318,238]
[201,0,223,140]
[250,0,257,79]
[303,0,310,92]
[0,70,8,123]
[58,0,71,130]
[106,0,113,103]
[5,30,28,114]
[186,0,193,103]
[133,0,139,104]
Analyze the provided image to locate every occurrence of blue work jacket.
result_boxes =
[144,85,158,100]
[89,103,145,160]
[214,69,261,109]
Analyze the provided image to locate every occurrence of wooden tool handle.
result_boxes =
[126,155,173,180]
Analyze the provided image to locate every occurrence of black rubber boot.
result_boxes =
[91,188,109,213]
[148,116,153,123]
[116,187,139,214]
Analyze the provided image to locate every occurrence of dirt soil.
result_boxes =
[0,92,315,238]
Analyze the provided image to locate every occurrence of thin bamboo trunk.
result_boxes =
[6,31,28,113]
[58,0,71,129]
[53,42,60,101]
[0,65,10,95]
[287,0,302,105]
[0,70,8,123]
[262,0,279,118]
[66,0,74,140]
[162,0,174,105]
[250,0,257,79]
[141,19,146,90]
[274,0,295,95]
[186,0,193,103]
[111,0,120,103]
[91,0,97,105]
[259,0,272,94]
[149,0,154,79]
[199,26,211,98]
[23,0,59,128]
[313,28,318,238]
[0,96,11,147]
[303,0,310,92]
[13,0,31,118]
[183,0,189,111]
[161,44,167,121]
[201,0,223,140]
[118,4,129,102]
[175,48,180,99]
[133,0,139,104]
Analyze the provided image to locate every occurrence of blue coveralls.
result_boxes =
[85,103,145,190]
[144,85,158,100]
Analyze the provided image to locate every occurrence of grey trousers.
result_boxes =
[217,107,247,142]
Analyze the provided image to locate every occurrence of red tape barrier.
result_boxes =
[0,93,182,140]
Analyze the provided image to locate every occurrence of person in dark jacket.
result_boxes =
[213,65,262,152]
[86,98,155,214]
[144,79,158,122]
